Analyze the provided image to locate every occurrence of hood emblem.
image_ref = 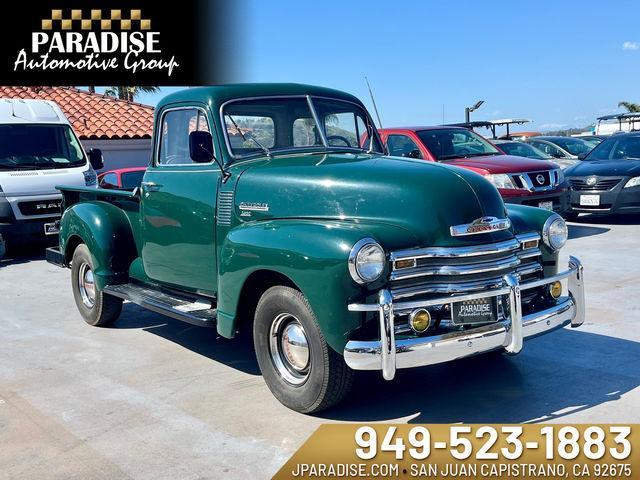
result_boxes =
[586,176,597,186]
[536,174,546,184]
[239,202,269,217]
[450,216,511,237]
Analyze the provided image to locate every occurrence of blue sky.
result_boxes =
[126,1,640,134]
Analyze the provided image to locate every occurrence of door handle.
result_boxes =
[141,181,162,192]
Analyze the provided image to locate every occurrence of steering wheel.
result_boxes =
[457,148,472,155]
[326,135,351,147]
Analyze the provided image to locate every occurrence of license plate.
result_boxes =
[538,201,554,211]
[451,297,498,325]
[44,222,60,235]
[580,194,600,206]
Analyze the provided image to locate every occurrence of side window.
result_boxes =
[158,108,210,165]
[387,135,422,158]
[100,173,118,188]
[293,117,322,147]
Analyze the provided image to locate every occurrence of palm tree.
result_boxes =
[104,86,160,102]
[618,101,640,113]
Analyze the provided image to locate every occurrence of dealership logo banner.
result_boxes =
[273,424,637,480]
[0,0,238,85]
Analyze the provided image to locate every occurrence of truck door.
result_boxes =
[141,106,220,296]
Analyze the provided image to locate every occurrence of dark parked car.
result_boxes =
[564,132,640,219]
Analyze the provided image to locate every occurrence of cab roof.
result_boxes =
[0,98,70,125]
[157,84,364,111]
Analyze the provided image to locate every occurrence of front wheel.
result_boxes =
[253,286,353,413]
[71,244,122,327]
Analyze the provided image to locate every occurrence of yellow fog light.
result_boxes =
[409,309,431,334]
[549,281,562,299]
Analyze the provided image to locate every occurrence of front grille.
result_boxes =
[569,177,621,191]
[511,170,560,191]
[389,234,543,303]
[18,200,61,216]
[387,234,545,335]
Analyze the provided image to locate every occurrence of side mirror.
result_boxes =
[189,131,214,163]
[88,148,104,170]
[577,153,587,160]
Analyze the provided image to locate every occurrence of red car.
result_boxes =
[378,126,570,213]
[98,167,147,190]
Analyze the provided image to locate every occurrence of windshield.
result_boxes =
[585,135,640,161]
[498,141,551,159]
[0,124,86,170]
[415,128,500,160]
[222,96,383,158]
[550,137,592,156]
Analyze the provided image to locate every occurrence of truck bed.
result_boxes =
[56,185,140,211]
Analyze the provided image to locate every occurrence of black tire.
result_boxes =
[253,286,353,413]
[71,244,122,327]
[563,211,580,222]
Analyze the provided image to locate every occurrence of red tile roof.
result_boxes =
[0,86,154,140]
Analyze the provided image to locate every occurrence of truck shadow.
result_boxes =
[319,329,640,423]
[576,213,640,225]
[116,303,262,375]
[567,224,609,240]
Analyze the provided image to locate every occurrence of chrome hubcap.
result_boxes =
[269,313,310,385]
[78,262,96,308]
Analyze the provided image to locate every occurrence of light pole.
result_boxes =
[465,100,485,124]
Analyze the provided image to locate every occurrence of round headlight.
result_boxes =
[349,238,385,284]
[542,215,568,251]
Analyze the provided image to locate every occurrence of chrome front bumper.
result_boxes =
[345,256,585,380]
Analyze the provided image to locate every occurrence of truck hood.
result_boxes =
[0,166,89,196]
[235,153,511,249]
[445,155,558,174]
[565,159,640,177]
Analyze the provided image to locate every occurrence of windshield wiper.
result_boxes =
[225,114,272,158]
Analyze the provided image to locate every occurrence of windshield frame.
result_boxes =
[219,95,384,162]
[0,123,88,171]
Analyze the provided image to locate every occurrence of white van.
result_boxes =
[0,99,102,249]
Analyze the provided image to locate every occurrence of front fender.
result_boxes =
[507,204,560,273]
[60,201,137,289]
[217,219,386,353]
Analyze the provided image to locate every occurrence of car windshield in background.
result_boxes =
[222,96,383,158]
[0,124,86,170]
[586,135,640,160]
[498,141,551,159]
[551,137,592,156]
[415,128,500,160]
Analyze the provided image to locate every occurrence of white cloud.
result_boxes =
[623,41,640,51]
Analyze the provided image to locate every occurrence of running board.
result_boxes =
[104,283,217,328]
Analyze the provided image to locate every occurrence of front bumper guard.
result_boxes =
[345,256,585,380]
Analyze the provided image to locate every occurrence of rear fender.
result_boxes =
[60,201,137,289]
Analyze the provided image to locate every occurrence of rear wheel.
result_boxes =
[71,244,122,327]
[253,286,353,413]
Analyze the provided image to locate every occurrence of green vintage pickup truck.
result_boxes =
[47,84,585,413]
